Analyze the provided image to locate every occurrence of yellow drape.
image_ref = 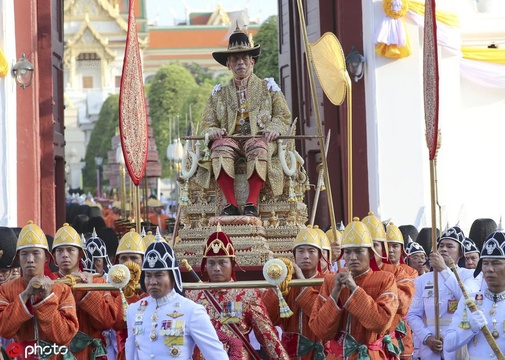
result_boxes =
[408,1,460,28]
[462,47,505,65]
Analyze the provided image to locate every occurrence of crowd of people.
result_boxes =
[1,24,503,360]
[0,212,503,360]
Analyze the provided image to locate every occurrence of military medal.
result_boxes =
[447,299,458,314]
[169,346,181,357]
[138,300,148,311]
[150,306,160,341]
[490,302,497,316]
[475,294,483,306]
[492,319,499,339]
[160,320,171,337]
[167,310,183,319]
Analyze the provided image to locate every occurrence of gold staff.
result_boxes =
[67,277,324,291]
[295,0,345,249]
[309,130,331,227]
[448,259,505,360]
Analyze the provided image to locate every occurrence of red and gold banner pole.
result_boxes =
[424,0,441,339]
[118,0,148,234]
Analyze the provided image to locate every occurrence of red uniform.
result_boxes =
[148,213,169,232]
[56,274,121,360]
[0,277,79,359]
[309,269,398,360]
[113,291,148,360]
[381,263,415,359]
[262,273,325,360]
[186,287,288,360]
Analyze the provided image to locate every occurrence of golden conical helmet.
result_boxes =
[325,226,342,245]
[52,223,83,251]
[386,222,404,245]
[293,225,322,251]
[341,217,373,249]
[142,231,156,249]
[362,211,389,257]
[16,221,49,252]
[362,212,386,242]
[117,228,144,255]
[314,225,331,251]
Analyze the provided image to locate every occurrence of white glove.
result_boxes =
[469,309,488,332]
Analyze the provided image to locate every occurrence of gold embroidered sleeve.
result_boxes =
[200,91,225,140]
[265,89,291,135]
[249,293,289,359]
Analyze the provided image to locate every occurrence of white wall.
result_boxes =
[363,0,505,234]
[0,0,17,226]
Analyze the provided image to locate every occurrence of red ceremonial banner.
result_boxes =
[423,0,440,161]
[119,0,148,185]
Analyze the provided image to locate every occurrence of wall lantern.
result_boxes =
[12,53,34,89]
[346,46,365,83]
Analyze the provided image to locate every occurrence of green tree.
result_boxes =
[182,62,213,85]
[253,15,279,83]
[148,64,199,178]
[83,94,119,191]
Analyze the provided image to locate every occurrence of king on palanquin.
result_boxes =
[198,25,291,217]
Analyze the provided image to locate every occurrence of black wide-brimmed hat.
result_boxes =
[212,27,260,67]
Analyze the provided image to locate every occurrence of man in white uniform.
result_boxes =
[406,226,481,360]
[445,229,505,359]
[125,236,227,359]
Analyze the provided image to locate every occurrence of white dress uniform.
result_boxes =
[445,285,505,360]
[406,267,480,360]
[126,290,228,360]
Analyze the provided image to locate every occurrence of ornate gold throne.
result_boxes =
[174,134,310,268]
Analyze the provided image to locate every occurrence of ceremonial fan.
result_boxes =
[295,0,352,269]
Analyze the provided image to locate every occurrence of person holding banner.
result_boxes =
[445,229,505,358]
[185,227,288,360]
[199,25,291,217]
[125,238,227,359]
[407,226,481,360]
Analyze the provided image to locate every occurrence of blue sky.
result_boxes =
[145,0,278,26]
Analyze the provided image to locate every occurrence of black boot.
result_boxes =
[243,203,259,217]
[220,204,241,216]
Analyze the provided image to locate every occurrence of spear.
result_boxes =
[424,0,441,339]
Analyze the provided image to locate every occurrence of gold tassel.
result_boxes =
[459,308,471,329]
[276,286,293,318]
[119,288,129,321]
